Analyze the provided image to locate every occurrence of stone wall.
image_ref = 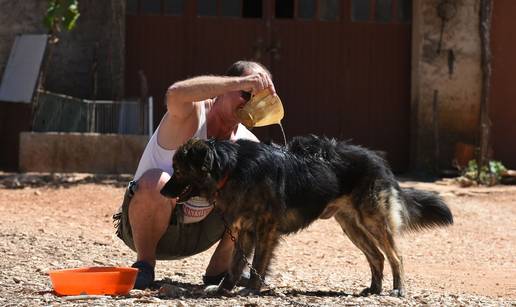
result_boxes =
[19,132,147,174]
[411,0,482,172]
[0,0,125,101]
[44,0,125,100]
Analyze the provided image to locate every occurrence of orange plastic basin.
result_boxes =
[48,267,138,296]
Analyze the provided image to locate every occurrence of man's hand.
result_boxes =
[241,72,276,96]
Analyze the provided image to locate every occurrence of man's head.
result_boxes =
[217,60,273,124]
[225,60,272,79]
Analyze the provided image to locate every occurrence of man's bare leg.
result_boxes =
[205,231,236,276]
[128,168,237,288]
[129,169,174,267]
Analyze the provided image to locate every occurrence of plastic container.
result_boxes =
[48,267,138,296]
[454,142,475,169]
[236,87,284,128]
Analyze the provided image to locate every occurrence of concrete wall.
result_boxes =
[44,0,125,100]
[0,0,125,101]
[19,132,147,174]
[411,0,482,172]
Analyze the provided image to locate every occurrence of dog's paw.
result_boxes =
[203,285,220,294]
[390,288,405,297]
[237,287,261,296]
[359,287,381,296]
[203,285,231,296]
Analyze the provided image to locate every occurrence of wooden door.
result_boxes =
[265,0,412,170]
[490,0,516,169]
[125,0,411,170]
[126,0,270,131]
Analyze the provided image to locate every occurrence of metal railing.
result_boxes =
[32,91,154,136]
[86,98,153,135]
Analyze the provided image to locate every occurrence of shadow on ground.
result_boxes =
[0,172,131,189]
[151,278,353,300]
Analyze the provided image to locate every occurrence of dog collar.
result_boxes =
[210,173,229,207]
[216,173,229,191]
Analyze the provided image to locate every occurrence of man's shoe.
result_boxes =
[131,261,155,290]
[202,271,251,287]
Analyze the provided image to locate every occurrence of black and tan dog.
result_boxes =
[161,135,453,297]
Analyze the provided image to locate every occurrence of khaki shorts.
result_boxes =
[113,181,226,260]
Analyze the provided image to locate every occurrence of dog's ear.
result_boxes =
[180,138,215,173]
[201,139,216,172]
[202,149,213,172]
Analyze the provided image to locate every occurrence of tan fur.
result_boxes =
[333,191,406,296]
[319,195,353,219]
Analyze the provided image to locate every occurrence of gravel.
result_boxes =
[0,173,514,306]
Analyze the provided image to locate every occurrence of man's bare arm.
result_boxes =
[166,76,243,119]
[166,73,274,120]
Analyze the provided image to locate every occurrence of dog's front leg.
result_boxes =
[220,229,254,291]
[246,223,280,291]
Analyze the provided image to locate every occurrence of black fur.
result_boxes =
[289,135,453,230]
[401,188,454,231]
[161,135,453,296]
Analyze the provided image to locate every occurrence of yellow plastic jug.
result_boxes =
[236,87,284,128]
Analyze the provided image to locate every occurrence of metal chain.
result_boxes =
[220,215,266,285]
[220,213,316,307]
[211,198,317,307]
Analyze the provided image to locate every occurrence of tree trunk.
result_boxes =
[478,0,493,181]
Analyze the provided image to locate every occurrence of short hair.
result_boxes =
[225,60,272,79]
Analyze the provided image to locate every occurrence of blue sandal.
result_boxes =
[131,261,155,290]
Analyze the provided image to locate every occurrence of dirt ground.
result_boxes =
[0,172,514,306]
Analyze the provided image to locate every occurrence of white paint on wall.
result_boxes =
[0,34,47,103]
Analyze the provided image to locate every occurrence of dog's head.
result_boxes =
[160,138,219,202]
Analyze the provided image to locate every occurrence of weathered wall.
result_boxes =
[44,0,125,100]
[0,0,125,101]
[0,1,126,172]
[411,0,482,172]
[0,0,47,79]
[0,1,47,171]
[19,132,147,174]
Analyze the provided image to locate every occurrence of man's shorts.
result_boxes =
[113,181,226,260]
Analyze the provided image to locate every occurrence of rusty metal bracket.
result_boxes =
[437,0,457,54]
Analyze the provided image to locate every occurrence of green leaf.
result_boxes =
[43,0,80,33]
[463,159,506,185]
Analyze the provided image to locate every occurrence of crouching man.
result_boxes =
[113,60,275,289]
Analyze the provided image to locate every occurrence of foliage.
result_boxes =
[44,0,80,35]
[463,159,507,186]
[36,1,79,94]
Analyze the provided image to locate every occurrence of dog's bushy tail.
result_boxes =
[400,188,453,231]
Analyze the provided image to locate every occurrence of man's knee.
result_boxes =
[135,169,171,198]
[129,169,174,222]
[133,169,170,203]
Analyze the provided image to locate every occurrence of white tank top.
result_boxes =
[133,102,257,223]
